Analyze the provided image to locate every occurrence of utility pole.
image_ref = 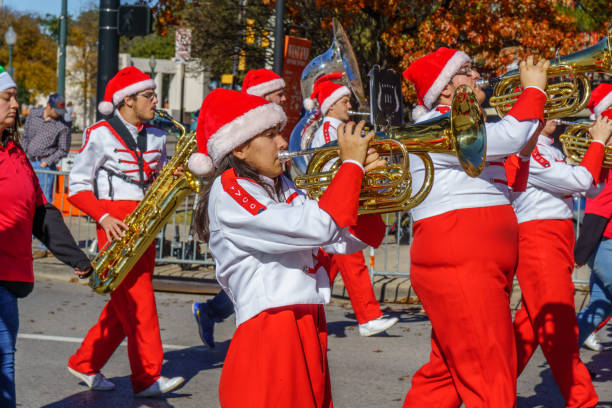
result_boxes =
[96,0,119,120]
[272,0,284,75]
[57,0,68,97]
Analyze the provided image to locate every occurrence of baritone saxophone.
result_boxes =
[89,110,202,294]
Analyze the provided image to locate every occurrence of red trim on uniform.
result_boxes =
[435,106,450,114]
[95,121,156,180]
[323,122,332,144]
[310,249,332,275]
[349,214,386,248]
[68,190,107,221]
[504,155,529,192]
[79,122,110,153]
[144,149,161,154]
[489,161,504,166]
[318,162,364,228]
[221,168,267,215]
[492,178,508,185]
[286,192,299,204]
[580,142,605,184]
[507,87,546,124]
[531,147,550,168]
[562,194,573,199]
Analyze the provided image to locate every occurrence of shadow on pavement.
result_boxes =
[42,341,230,408]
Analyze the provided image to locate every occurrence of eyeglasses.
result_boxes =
[455,66,475,76]
[136,92,157,100]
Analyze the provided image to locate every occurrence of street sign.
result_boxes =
[175,28,192,61]
[282,35,312,139]
[118,4,153,38]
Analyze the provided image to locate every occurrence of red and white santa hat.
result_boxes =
[98,66,156,115]
[187,89,287,177]
[242,68,286,97]
[303,72,350,115]
[402,47,471,120]
[587,83,612,119]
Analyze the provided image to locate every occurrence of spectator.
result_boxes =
[21,93,71,202]
[0,66,92,408]
[63,101,74,130]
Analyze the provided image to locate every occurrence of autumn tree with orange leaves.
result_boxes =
[149,0,610,102]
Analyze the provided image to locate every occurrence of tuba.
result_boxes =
[89,110,202,294]
[289,19,367,176]
[557,119,612,168]
[480,27,612,119]
[280,85,487,215]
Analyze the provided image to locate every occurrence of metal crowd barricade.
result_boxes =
[32,168,215,269]
[32,168,590,284]
[369,196,589,284]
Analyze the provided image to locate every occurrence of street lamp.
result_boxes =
[4,26,17,77]
[149,55,156,78]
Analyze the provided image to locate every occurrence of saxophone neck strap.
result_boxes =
[106,116,149,194]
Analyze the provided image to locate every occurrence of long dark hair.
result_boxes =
[1,110,20,147]
[193,152,284,242]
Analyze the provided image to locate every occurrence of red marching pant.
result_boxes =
[404,205,519,408]
[219,304,332,408]
[513,219,598,408]
[68,200,163,393]
[328,251,383,324]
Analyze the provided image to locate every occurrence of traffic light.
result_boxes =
[245,18,255,45]
[118,4,153,38]
[238,49,246,71]
[261,30,270,48]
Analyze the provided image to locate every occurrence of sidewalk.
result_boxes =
[32,251,592,311]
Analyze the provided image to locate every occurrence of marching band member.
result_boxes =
[305,72,399,336]
[511,116,612,407]
[575,83,612,354]
[188,88,386,407]
[192,68,287,348]
[66,67,184,397]
[402,48,548,407]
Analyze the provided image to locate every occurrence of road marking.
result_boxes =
[17,333,187,350]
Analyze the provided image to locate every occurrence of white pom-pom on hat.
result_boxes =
[303,98,315,111]
[187,152,214,177]
[98,101,115,116]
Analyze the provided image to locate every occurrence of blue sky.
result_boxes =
[5,0,142,18]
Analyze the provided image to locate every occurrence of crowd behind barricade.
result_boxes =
[2,28,612,408]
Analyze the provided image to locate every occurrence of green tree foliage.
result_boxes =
[68,9,98,126]
[121,32,176,60]
[0,10,57,103]
[185,0,275,80]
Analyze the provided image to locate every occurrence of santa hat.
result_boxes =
[303,72,350,115]
[242,69,286,97]
[402,47,471,120]
[187,89,287,177]
[0,66,17,92]
[98,66,156,115]
[587,83,612,119]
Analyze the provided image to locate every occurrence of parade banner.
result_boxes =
[175,28,192,61]
[282,35,312,139]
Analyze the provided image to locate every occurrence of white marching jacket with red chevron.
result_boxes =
[69,113,167,206]
[311,116,343,148]
[409,87,546,222]
[207,163,383,326]
[512,135,604,224]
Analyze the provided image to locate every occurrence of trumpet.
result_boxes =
[281,85,487,215]
[479,28,612,119]
[556,119,612,168]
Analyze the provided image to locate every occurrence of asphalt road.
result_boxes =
[14,277,612,408]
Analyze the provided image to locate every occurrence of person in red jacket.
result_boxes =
[66,67,184,397]
[0,66,91,408]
